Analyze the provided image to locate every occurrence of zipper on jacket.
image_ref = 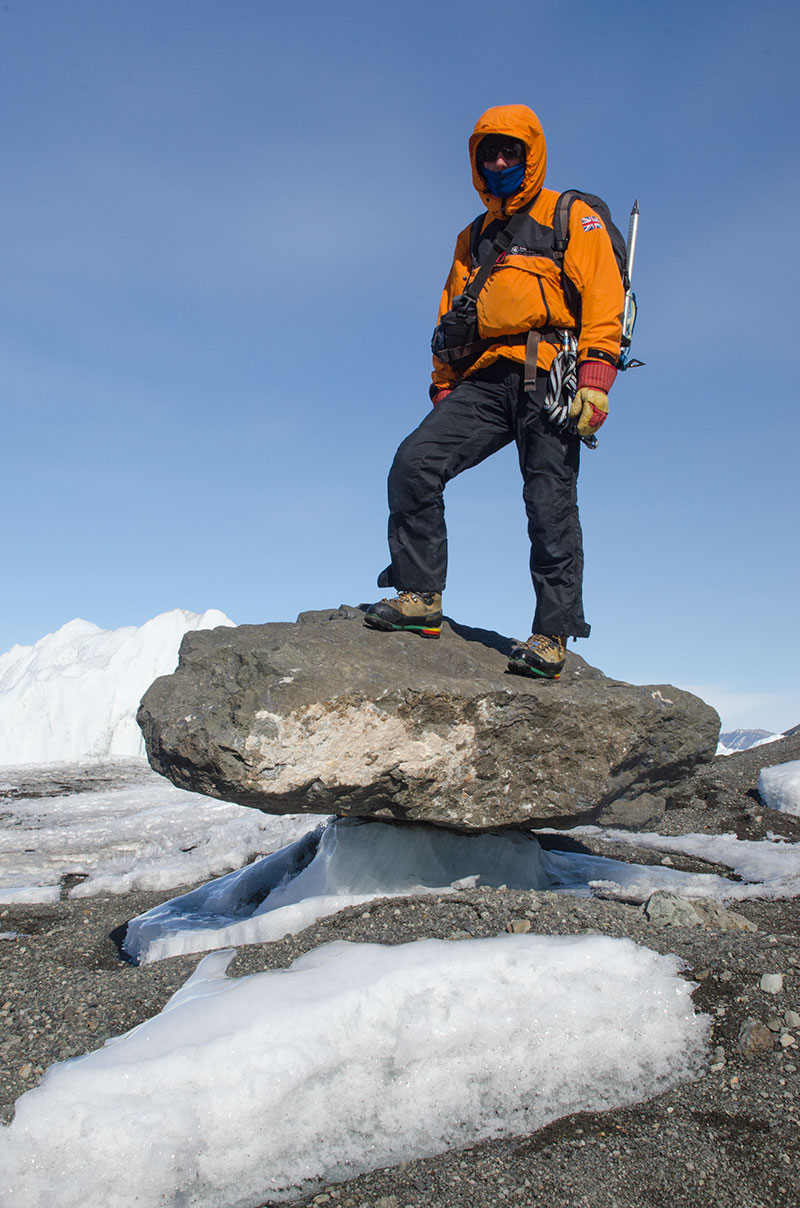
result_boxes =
[537,276,551,325]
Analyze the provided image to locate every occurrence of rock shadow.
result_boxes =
[443,618,516,659]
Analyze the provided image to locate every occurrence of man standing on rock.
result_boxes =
[364,104,624,679]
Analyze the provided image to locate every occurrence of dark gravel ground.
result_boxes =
[2,734,800,1207]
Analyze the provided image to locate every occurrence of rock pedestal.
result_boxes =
[137,607,720,832]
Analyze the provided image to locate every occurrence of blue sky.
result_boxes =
[3,0,799,732]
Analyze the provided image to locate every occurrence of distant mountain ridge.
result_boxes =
[719,728,778,752]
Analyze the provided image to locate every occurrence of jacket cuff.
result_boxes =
[577,359,617,393]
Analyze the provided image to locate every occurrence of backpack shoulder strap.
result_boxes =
[551,191,581,319]
[552,190,580,261]
[464,197,537,302]
[468,213,486,269]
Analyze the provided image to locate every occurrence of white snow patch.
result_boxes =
[570,827,800,900]
[0,936,709,1208]
[0,885,61,906]
[758,760,800,817]
[0,764,323,897]
[0,608,235,764]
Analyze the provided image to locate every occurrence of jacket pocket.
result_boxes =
[477,260,556,337]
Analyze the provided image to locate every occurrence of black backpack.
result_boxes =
[551,190,630,324]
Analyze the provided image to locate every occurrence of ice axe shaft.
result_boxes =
[621,200,639,350]
[626,199,639,284]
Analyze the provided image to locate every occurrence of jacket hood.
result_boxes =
[469,104,547,215]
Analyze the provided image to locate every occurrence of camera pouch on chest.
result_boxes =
[431,198,537,370]
[431,295,488,368]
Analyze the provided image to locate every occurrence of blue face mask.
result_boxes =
[481,161,525,198]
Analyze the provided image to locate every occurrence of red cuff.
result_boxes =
[577,359,617,393]
[432,388,452,406]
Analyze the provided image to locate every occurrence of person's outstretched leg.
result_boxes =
[366,366,513,636]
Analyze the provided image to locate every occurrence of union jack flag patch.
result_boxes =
[581,213,604,232]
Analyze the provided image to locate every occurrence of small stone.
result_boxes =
[720,970,733,982]
[661,856,674,866]
[780,1033,797,1049]
[641,893,700,927]
[507,919,532,934]
[784,1063,797,1072]
[737,1018,775,1057]
[761,973,784,994]
[18,1064,33,1080]
[767,1017,783,1032]
[785,1010,800,1029]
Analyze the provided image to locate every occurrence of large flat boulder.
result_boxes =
[137,607,720,832]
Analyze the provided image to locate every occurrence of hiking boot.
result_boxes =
[363,591,443,638]
[507,633,566,679]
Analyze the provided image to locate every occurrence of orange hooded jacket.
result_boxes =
[431,105,624,393]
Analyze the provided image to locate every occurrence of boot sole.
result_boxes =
[364,614,441,639]
[507,657,561,680]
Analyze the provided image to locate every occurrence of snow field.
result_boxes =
[0,609,234,764]
[0,769,322,901]
[0,935,709,1208]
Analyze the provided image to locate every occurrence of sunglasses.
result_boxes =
[478,141,524,166]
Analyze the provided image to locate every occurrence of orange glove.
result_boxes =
[569,387,609,436]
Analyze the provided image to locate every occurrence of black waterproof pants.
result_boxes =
[379,359,590,638]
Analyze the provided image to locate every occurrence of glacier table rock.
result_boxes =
[138,606,720,832]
